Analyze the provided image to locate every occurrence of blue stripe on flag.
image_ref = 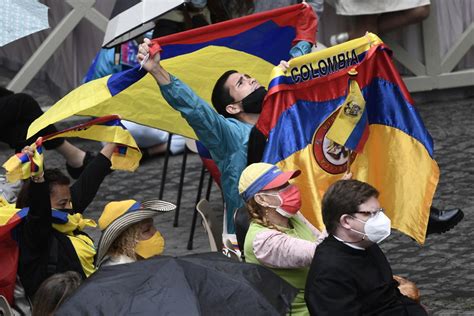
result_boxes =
[364,78,434,157]
[162,21,296,66]
[344,108,368,150]
[108,66,148,96]
[263,77,434,163]
[116,146,128,155]
[263,97,344,164]
[99,119,122,127]
[19,154,29,164]
[196,141,212,160]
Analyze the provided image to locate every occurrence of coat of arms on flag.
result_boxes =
[257,33,438,244]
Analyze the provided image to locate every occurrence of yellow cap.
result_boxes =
[239,163,300,201]
[98,200,138,230]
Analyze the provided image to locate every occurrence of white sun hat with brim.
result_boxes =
[96,199,175,267]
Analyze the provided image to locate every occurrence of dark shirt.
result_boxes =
[305,235,427,316]
[71,153,113,213]
[246,126,267,166]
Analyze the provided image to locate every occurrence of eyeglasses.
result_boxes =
[354,208,385,218]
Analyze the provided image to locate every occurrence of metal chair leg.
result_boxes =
[173,146,188,227]
[158,134,173,200]
[187,166,206,250]
[205,173,213,201]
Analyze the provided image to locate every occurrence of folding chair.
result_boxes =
[186,165,213,250]
[187,141,222,250]
[194,199,219,252]
[158,136,203,228]
[158,134,173,200]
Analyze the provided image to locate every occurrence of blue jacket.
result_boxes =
[160,41,312,234]
[161,76,252,234]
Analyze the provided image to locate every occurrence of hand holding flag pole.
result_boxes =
[138,39,162,70]
[5,137,46,183]
[3,115,142,182]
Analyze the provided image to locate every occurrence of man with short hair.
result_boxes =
[138,37,462,241]
[138,38,313,237]
[305,179,427,316]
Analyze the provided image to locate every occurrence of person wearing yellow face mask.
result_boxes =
[9,142,115,311]
[96,199,176,267]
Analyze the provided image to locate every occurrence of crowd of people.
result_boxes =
[0,0,466,315]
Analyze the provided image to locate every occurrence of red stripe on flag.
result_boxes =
[258,45,413,137]
[152,4,316,46]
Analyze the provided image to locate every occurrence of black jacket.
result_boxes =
[246,126,267,166]
[17,153,111,299]
[305,235,427,316]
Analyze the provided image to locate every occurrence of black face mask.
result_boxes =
[241,87,267,114]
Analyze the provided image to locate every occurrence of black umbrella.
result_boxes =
[56,253,297,315]
[102,0,185,48]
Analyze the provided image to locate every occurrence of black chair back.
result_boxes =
[234,206,250,261]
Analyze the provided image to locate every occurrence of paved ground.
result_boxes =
[1,70,473,315]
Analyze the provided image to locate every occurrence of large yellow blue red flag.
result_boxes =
[4,115,141,182]
[27,3,317,140]
[0,204,95,304]
[256,33,439,244]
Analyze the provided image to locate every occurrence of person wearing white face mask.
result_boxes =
[238,162,327,316]
[305,179,427,316]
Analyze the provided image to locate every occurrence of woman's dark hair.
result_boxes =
[211,70,238,118]
[32,271,82,316]
[322,180,379,234]
[16,169,70,208]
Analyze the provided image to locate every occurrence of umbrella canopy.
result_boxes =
[0,0,49,47]
[103,0,184,48]
[56,252,297,315]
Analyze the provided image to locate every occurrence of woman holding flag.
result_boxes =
[13,141,115,302]
[136,2,317,251]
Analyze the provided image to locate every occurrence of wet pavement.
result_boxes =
[1,70,473,315]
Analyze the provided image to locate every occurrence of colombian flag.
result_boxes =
[4,115,141,182]
[0,207,68,304]
[2,138,44,183]
[0,206,94,304]
[196,141,221,188]
[0,205,23,304]
[325,71,369,154]
[257,33,438,244]
[27,3,317,140]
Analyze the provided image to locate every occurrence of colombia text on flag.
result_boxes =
[27,3,317,140]
[256,33,439,244]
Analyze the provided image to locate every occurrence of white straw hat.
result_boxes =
[96,199,175,266]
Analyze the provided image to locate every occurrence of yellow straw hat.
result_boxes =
[96,199,175,266]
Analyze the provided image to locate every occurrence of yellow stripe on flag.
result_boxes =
[325,75,366,147]
[277,124,438,244]
[27,46,274,140]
